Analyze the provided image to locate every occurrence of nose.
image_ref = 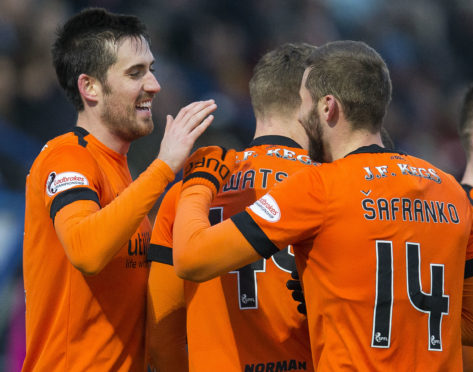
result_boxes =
[145,71,161,94]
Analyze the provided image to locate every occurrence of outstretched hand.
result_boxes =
[158,100,217,173]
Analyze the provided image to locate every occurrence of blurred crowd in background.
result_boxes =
[2,0,473,370]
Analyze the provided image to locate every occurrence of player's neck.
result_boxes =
[76,111,131,155]
[328,129,384,161]
[254,115,308,150]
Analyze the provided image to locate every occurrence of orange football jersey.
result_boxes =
[148,136,315,371]
[23,127,173,371]
[232,145,473,371]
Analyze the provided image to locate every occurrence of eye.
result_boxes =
[128,71,141,78]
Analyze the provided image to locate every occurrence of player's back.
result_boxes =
[186,136,315,371]
[294,147,472,371]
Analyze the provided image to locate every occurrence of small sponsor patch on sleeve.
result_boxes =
[249,194,281,222]
[46,171,89,196]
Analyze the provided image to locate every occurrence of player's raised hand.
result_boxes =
[182,146,237,198]
[158,100,217,173]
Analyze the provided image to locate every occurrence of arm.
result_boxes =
[173,185,262,282]
[146,183,188,371]
[54,159,173,275]
[172,146,321,282]
[147,261,188,371]
[54,101,216,275]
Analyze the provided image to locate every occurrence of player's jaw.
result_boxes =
[300,106,325,163]
[101,90,155,142]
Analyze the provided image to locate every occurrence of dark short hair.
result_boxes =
[305,40,392,132]
[249,42,316,119]
[459,85,473,157]
[52,7,150,111]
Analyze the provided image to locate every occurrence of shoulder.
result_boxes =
[29,132,99,186]
[33,132,92,164]
[405,154,462,188]
[238,144,316,168]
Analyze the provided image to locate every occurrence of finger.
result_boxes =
[286,279,302,291]
[188,114,214,140]
[181,103,217,132]
[172,101,203,122]
[292,291,305,302]
[291,270,300,280]
[174,100,215,124]
[163,114,173,133]
[297,303,307,315]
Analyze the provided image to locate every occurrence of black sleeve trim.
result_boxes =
[183,171,220,193]
[466,259,473,279]
[231,211,279,259]
[50,187,100,222]
[147,243,173,265]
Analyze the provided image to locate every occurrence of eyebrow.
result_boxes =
[124,60,155,73]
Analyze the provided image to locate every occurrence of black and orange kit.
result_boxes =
[148,136,315,371]
[22,127,174,372]
[175,144,473,371]
[231,145,473,371]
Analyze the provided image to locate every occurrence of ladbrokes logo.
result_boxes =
[249,194,281,222]
[46,171,89,196]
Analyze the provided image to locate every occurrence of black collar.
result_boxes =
[73,126,90,137]
[345,144,406,157]
[72,126,90,147]
[249,135,302,149]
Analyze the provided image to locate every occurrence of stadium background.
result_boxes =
[1,0,473,370]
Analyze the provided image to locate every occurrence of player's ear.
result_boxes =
[78,73,100,105]
[321,95,338,122]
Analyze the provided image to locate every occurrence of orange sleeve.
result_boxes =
[146,182,188,371]
[173,185,261,282]
[54,159,174,275]
[147,262,188,371]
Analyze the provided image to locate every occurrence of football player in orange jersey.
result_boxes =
[22,8,215,372]
[146,42,316,372]
[172,40,473,371]
[457,84,473,372]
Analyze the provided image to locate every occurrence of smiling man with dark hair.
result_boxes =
[22,8,215,372]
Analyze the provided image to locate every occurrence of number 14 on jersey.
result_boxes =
[372,241,449,351]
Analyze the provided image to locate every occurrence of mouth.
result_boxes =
[136,100,152,112]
